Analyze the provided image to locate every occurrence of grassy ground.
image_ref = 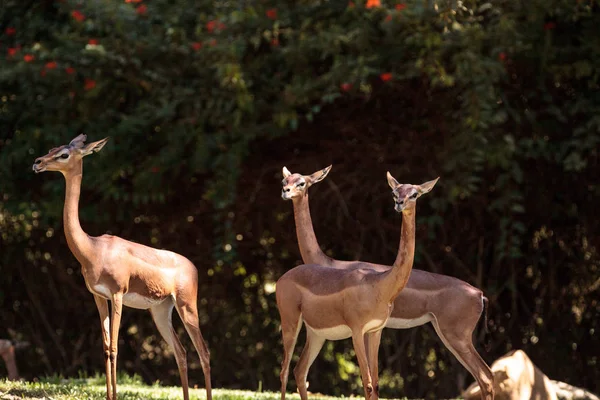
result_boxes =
[0,375,414,400]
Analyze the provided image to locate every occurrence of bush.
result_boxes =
[1,0,598,398]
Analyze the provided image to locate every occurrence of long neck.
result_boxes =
[292,193,330,265]
[62,164,93,263]
[380,205,417,302]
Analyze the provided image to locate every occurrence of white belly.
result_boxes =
[363,318,387,334]
[305,323,352,340]
[90,284,112,299]
[123,292,166,310]
[386,314,433,329]
[88,284,165,310]
[304,318,387,341]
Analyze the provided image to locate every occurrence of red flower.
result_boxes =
[206,20,217,32]
[7,48,18,56]
[23,54,34,62]
[218,22,226,30]
[136,4,147,14]
[151,166,160,173]
[266,8,277,19]
[40,69,47,77]
[271,38,279,46]
[385,14,392,21]
[395,3,407,10]
[125,0,143,3]
[84,78,96,90]
[71,10,85,22]
[340,83,352,92]
[191,42,202,51]
[498,52,506,61]
[208,39,217,47]
[366,0,381,8]
[380,72,392,81]
[45,61,58,69]
[88,39,99,45]
[5,27,16,36]
[65,67,75,74]
[348,1,355,7]
[544,22,556,30]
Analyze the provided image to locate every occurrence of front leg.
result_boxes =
[293,331,325,400]
[365,330,382,400]
[93,295,112,400]
[110,293,124,400]
[351,330,373,400]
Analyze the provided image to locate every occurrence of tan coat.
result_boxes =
[463,350,557,400]
[0,339,19,380]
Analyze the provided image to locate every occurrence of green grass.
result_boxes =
[0,375,414,400]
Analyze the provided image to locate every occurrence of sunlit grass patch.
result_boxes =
[3,376,201,400]
[0,376,416,400]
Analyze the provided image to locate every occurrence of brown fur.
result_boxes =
[33,134,211,400]
[277,170,436,400]
[281,165,494,400]
[0,340,19,380]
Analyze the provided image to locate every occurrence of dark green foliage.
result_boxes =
[1,0,598,399]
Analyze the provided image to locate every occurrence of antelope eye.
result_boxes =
[60,153,69,159]
[297,182,305,187]
[411,192,418,199]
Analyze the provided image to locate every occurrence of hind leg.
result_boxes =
[174,298,212,400]
[151,299,190,400]
[432,317,494,400]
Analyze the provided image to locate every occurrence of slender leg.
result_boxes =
[352,330,374,400]
[94,295,112,400]
[175,301,212,400]
[0,341,19,381]
[459,344,494,400]
[365,330,382,400]
[278,312,302,400]
[151,299,189,400]
[293,330,325,400]
[432,319,494,400]
[110,293,123,400]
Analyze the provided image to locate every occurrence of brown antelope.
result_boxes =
[281,165,493,400]
[33,134,211,400]
[277,172,437,400]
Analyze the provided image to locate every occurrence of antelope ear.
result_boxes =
[282,166,292,178]
[81,137,109,156]
[387,171,400,189]
[417,177,439,195]
[69,134,87,149]
[308,165,332,184]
